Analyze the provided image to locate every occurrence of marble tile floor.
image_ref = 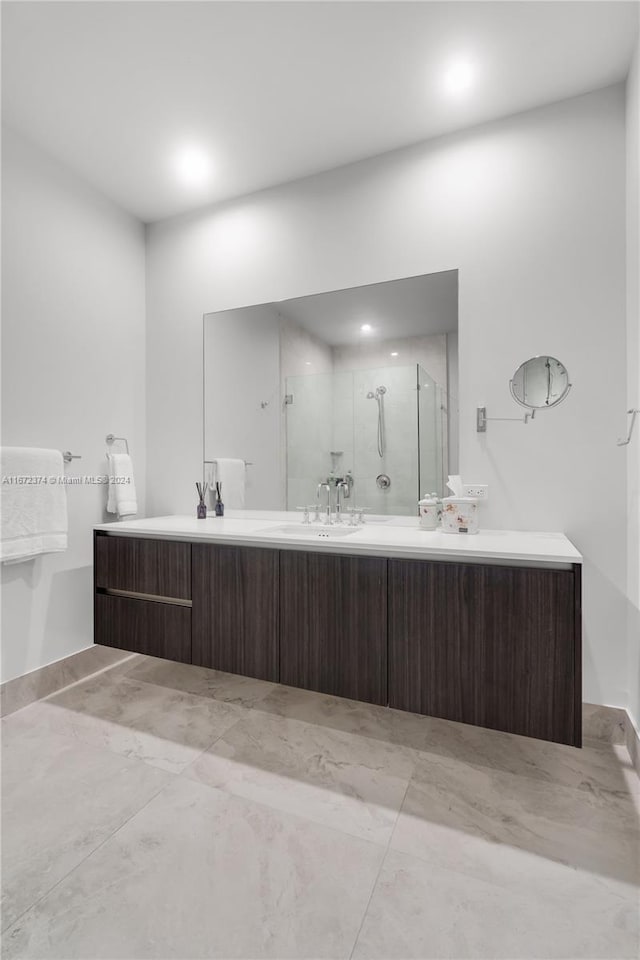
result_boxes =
[2,654,639,959]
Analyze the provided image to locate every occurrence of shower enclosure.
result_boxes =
[285,364,446,515]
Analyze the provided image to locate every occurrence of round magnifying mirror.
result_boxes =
[510,356,571,410]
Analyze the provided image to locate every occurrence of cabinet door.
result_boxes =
[388,559,579,745]
[280,551,387,705]
[95,593,191,662]
[192,544,279,681]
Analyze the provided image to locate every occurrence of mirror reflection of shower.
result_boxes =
[367,385,387,457]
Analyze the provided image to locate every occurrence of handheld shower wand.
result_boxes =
[367,386,387,457]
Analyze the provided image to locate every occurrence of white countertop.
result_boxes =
[94,511,582,567]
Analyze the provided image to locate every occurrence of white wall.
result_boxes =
[204,305,281,509]
[626,42,640,729]
[146,84,627,708]
[333,333,448,386]
[279,314,333,380]
[1,126,146,683]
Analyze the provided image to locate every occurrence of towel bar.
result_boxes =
[62,451,81,463]
[204,459,253,466]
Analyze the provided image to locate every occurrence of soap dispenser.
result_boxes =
[418,492,441,530]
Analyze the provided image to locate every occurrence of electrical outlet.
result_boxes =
[463,484,488,500]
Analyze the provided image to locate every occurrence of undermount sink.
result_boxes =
[262,524,360,538]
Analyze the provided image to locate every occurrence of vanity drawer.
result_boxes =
[95,593,191,662]
[95,535,191,600]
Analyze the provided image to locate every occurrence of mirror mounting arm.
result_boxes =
[476,407,535,432]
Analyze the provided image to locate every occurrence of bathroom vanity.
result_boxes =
[93,514,582,746]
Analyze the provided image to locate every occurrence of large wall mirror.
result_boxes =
[204,269,459,516]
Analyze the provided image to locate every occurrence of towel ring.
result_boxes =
[106,434,130,454]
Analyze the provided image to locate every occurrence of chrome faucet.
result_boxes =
[316,482,332,523]
[335,480,349,523]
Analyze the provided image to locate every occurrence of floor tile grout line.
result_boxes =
[176,751,415,852]
[175,702,421,848]
[176,711,251,778]
[5,761,412,953]
[6,667,263,776]
[372,761,640,905]
[1,774,176,936]
[348,778,412,960]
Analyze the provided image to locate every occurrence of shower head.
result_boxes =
[367,386,386,399]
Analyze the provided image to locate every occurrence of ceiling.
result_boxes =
[2,2,637,223]
[276,269,458,345]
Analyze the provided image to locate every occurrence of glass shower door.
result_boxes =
[284,371,334,509]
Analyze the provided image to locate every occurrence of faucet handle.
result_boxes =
[295,506,312,525]
[347,507,359,527]
[356,507,371,524]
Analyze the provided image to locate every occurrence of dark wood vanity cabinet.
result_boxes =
[192,544,279,682]
[94,532,581,746]
[388,559,581,746]
[280,551,387,705]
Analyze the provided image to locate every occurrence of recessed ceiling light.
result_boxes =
[305,361,311,365]
[174,146,212,188]
[390,351,399,357]
[442,59,475,96]
[361,324,373,333]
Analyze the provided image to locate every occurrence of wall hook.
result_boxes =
[617,409,639,446]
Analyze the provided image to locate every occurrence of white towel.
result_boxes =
[106,453,137,518]
[0,447,68,563]
[207,458,246,509]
